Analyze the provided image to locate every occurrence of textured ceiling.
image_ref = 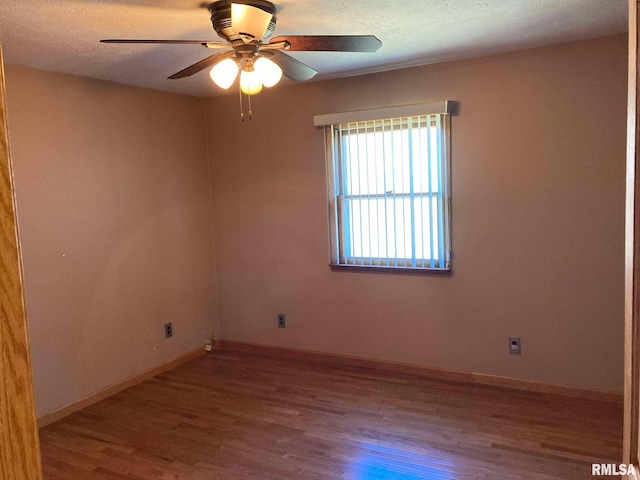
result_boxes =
[0,0,628,97]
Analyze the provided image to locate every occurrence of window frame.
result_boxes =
[320,103,453,274]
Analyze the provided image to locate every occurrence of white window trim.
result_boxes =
[313,101,454,127]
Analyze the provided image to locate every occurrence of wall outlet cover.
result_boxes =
[509,337,521,355]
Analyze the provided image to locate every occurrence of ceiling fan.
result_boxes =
[101,0,382,98]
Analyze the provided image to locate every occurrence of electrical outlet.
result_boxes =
[509,337,521,355]
[165,322,173,338]
[277,314,285,328]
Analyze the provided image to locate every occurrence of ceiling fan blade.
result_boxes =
[101,39,228,48]
[231,3,273,41]
[269,35,382,52]
[270,51,317,82]
[168,51,234,79]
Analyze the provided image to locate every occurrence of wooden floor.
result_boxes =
[39,348,622,479]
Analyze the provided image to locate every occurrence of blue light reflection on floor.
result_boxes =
[347,443,457,480]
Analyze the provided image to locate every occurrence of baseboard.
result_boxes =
[217,340,623,404]
[37,347,204,428]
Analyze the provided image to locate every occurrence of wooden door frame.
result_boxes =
[626,0,640,477]
[0,44,43,479]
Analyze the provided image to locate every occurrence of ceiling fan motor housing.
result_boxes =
[207,0,277,43]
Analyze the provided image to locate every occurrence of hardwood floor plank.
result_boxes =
[39,348,622,479]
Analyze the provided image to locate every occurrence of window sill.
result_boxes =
[329,264,452,276]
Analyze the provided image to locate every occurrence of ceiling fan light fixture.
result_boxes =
[254,57,282,87]
[240,69,263,95]
[209,58,239,89]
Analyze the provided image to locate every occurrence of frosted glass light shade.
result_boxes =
[240,69,263,95]
[210,58,238,89]
[231,3,272,41]
[255,57,282,88]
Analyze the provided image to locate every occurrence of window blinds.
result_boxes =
[322,105,452,270]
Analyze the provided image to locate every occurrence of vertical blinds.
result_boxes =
[325,113,451,270]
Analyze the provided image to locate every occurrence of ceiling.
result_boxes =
[0,0,628,97]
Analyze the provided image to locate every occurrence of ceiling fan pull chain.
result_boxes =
[248,92,253,120]
[238,81,245,122]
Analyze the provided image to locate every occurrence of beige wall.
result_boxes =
[3,33,627,416]
[5,66,218,416]
[206,35,627,392]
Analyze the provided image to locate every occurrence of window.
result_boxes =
[317,102,452,271]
